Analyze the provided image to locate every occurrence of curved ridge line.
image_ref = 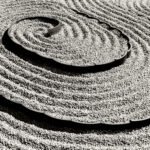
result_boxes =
[0,94,150,133]
[2,29,131,74]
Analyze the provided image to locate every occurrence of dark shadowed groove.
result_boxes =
[15,17,63,37]
[2,30,131,74]
[72,9,99,20]
[0,95,150,134]
[2,30,77,76]
[72,8,131,50]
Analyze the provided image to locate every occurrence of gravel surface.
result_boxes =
[0,0,150,149]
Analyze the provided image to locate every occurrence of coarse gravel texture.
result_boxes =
[0,0,150,149]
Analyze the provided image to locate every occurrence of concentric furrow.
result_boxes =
[60,0,150,120]
[7,10,128,67]
[0,0,137,124]
[111,0,150,17]
[125,0,150,20]
[1,108,150,149]
[0,0,150,149]
[0,0,148,122]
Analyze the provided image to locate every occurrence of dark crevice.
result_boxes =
[0,14,144,134]
[72,9,99,20]
[2,29,131,75]
[2,30,79,76]
[72,8,131,50]
[20,17,60,25]
[0,95,150,134]
[16,17,63,37]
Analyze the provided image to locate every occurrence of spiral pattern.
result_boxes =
[7,12,130,68]
[0,0,150,149]
[1,102,150,150]
[0,0,149,125]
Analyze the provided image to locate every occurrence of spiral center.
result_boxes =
[7,16,131,72]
